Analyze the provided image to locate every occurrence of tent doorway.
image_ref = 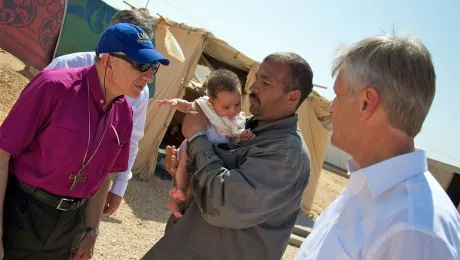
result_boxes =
[446,173,460,208]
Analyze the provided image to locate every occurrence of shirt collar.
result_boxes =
[347,149,428,199]
[246,113,298,133]
[86,65,126,110]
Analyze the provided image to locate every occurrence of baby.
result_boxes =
[156,69,255,218]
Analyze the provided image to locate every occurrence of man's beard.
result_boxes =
[249,93,261,116]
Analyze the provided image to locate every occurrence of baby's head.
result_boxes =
[206,69,242,119]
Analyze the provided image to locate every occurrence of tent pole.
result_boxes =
[313,84,328,89]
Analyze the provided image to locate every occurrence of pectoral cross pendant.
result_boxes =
[69,165,87,191]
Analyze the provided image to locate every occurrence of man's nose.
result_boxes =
[249,81,258,92]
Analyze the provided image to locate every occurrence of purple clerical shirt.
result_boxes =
[0,65,133,198]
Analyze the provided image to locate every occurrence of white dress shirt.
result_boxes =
[44,52,149,197]
[296,149,460,260]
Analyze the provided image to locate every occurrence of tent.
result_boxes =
[0,0,333,214]
[0,0,66,70]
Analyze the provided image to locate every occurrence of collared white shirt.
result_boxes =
[45,51,149,197]
[295,149,460,260]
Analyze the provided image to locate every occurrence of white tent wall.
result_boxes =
[295,92,332,214]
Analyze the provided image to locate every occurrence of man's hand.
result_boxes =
[103,192,122,216]
[165,145,178,178]
[182,111,207,139]
[70,233,97,260]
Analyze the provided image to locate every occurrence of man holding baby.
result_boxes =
[142,52,313,260]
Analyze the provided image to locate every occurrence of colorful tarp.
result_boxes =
[53,0,118,58]
[53,0,157,97]
[0,0,65,70]
[0,0,157,96]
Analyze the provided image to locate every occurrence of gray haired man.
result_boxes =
[295,35,460,259]
[45,9,154,215]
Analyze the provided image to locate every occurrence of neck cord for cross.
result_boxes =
[80,77,113,172]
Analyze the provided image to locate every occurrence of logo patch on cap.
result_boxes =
[137,32,150,43]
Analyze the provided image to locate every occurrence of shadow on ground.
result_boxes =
[121,168,174,223]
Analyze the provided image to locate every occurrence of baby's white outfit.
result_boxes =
[192,96,246,144]
[177,96,246,160]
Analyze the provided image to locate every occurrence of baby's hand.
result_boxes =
[156,99,178,108]
[156,98,192,113]
[239,129,255,142]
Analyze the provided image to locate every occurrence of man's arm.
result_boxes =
[0,150,9,222]
[367,228,456,260]
[186,136,308,229]
[72,174,111,259]
[0,149,10,258]
[0,72,58,258]
[85,174,111,227]
[102,120,132,215]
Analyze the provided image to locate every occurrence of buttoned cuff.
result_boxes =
[110,178,129,197]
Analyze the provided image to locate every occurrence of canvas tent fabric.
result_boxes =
[133,16,333,213]
[131,20,207,180]
[297,91,332,214]
[0,0,66,70]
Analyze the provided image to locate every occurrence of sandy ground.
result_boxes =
[0,49,349,259]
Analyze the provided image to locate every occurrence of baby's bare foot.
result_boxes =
[167,200,183,218]
[169,187,177,197]
[172,189,187,203]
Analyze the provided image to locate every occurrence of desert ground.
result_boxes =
[0,49,349,259]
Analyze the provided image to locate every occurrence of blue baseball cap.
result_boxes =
[96,23,170,66]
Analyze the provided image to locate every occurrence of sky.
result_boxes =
[109,0,460,168]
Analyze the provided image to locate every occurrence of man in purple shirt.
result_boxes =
[0,23,169,259]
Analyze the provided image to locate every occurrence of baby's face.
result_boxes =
[210,91,242,119]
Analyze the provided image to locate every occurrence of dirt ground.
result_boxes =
[0,49,349,259]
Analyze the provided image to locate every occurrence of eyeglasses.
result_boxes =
[109,53,160,74]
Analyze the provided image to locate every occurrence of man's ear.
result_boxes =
[360,87,380,119]
[100,54,112,70]
[286,89,301,107]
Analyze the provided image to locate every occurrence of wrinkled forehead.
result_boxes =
[257,61,289,85]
